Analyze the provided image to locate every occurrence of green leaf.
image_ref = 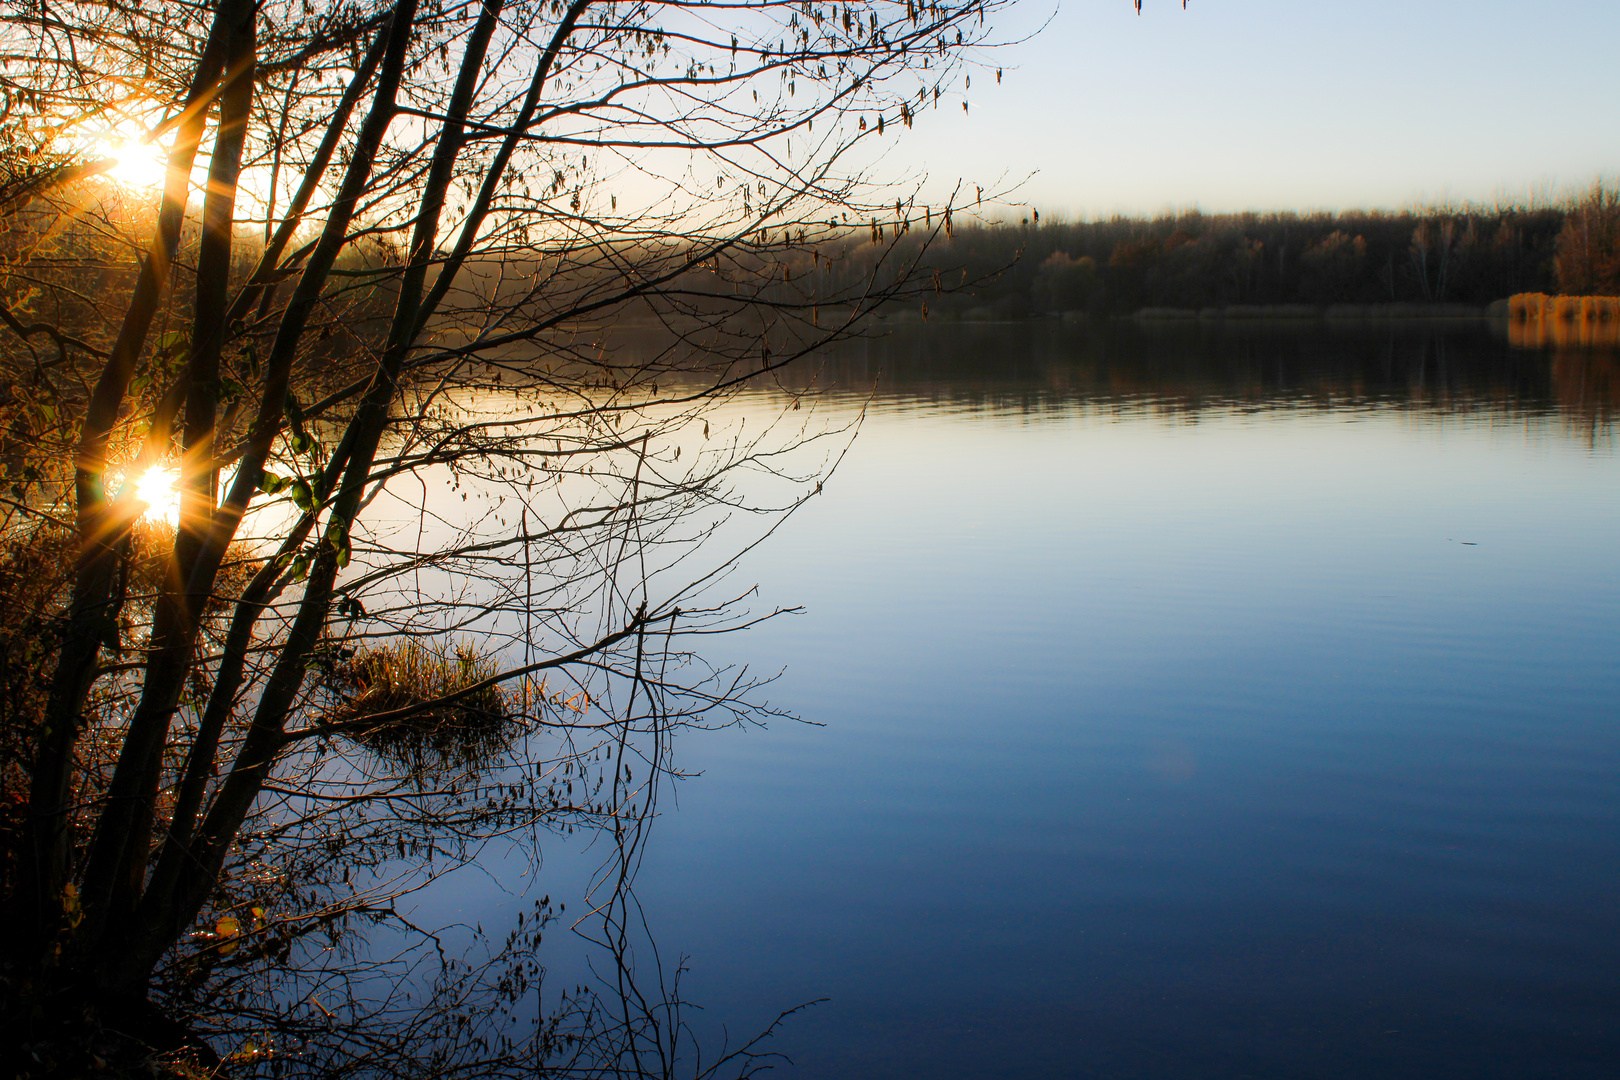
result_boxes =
[289,480,313,512]
[289,554,309,583]
[157,330,187,355]
[258,471,289,495]
[325,522,350,569]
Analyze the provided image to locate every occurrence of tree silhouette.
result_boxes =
[0,0,1009,1072]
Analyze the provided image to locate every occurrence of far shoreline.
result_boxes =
[874,300,1513,325]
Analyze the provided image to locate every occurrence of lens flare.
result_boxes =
[95,137,167,188]
[135,466,181,524]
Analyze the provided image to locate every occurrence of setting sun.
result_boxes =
[134,465,181,524]
[95,136,167,188]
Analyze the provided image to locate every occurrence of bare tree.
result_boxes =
[1554,181,1620,295]
[0,0,1011,1072]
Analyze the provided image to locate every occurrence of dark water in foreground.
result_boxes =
[490,322,1620,1078]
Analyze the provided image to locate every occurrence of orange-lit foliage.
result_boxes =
[1507,293,1620,349]
[1554,183,1620,296]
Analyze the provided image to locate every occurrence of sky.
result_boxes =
[894,0,1620,218]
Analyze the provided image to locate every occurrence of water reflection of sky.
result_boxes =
[422,325,1620,1079]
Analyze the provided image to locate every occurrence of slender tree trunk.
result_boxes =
[76,2,259,953]
[225,24,389,329]
[12,4,236,966]
[109,0,422,990]
[125,0,507,977]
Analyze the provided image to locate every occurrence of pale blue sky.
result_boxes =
[898,0,1620,217]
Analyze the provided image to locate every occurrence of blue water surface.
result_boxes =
[483,323,1620,1078]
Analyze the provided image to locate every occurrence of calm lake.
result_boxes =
[444,321,1620,1078]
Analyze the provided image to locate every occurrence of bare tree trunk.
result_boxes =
[76,1,259,956]
[14,2,236,966]
[109,0,423,992]
[0,0,1013,1062]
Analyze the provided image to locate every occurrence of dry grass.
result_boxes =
[1507,292,1620,347]
[328,639,518,773]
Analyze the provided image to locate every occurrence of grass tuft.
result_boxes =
[329,639,518,773]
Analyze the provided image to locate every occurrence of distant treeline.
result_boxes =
[442,183,1620,334]
[802,183,1620,319]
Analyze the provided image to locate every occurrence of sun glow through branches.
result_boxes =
[94,137,167,188]
[135,466,181,525]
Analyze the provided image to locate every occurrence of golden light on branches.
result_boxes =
[0,0,1018,1072]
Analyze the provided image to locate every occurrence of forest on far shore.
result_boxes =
[812,182,1620,320]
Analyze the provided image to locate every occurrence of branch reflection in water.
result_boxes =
[137,368,853,1076]
[159,318,1619,1076]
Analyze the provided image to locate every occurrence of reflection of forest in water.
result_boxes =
[479,315,1620,1080]
[729,321,1618,437]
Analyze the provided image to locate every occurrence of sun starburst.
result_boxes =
[93,136,167,188]
[134,466,181,525]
